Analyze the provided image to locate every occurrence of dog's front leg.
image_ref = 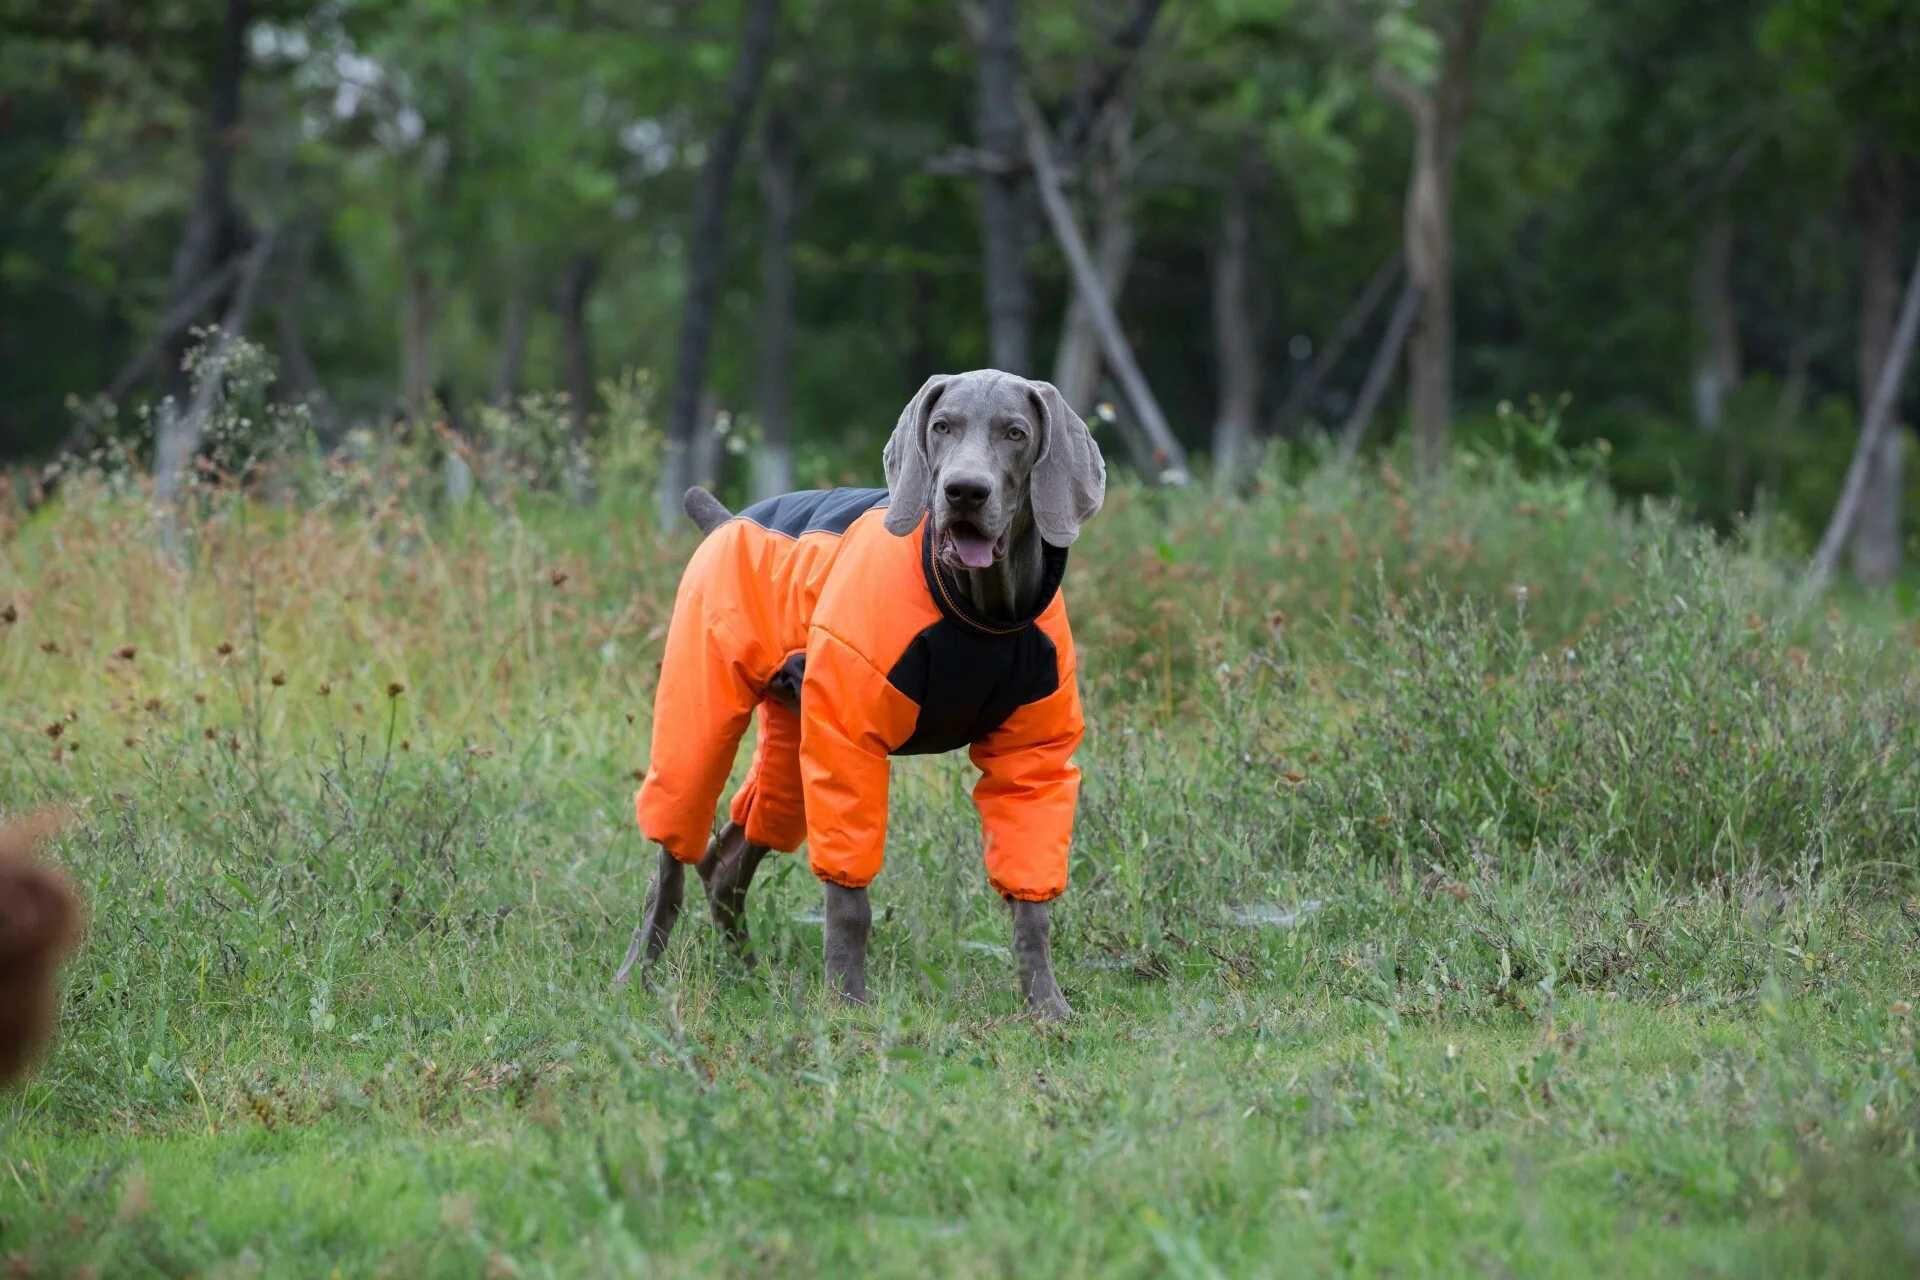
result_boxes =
[822,883,871,1004]
[1011,899,1073,1022]
[611,848,685,992]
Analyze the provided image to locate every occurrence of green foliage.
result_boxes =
[1312,552,1918,877]
[1764,0,1920,147]
[5,0,1913,570]
[1374,9,1442,90]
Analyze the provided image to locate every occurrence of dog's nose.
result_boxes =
[943,475,991,507]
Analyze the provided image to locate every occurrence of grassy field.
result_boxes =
[2,438,1918,1276]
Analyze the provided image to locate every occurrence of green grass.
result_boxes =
[6,913,1919,1277]
[2,441,1918,1276]
[11,988,1919,1277]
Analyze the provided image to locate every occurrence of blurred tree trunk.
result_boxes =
[661,0,781,529]
[1849,142,1906,588]
[692,391,723,492]
[1054,0,1164,156]
[1268,252,1402,439]
[1850,432,1906,587]
[1051,100,1134,412]
[1046,0,1162,407]
[400,259,434,422]
[1802,244,1920,606]
[1339,282,1424,464]
[1019,92,1187,482]
[1209,152,1259,489]
[977,0,1030,373]
[1379,0,1487,482]
[273,295,325,417]
[493,280,531,406]
[159,0,253,402]
[1391,88,1447,474]
[154,231,273,552]
[1689,205,1741,432]
[560,253,597,441]
[273,226,329,427]
[1759,222,1836,506]
[1764,327,1817,499]
[755,101,796,501]
[908,269,936,384]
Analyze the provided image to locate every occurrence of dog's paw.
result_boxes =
[610,954,660,995]
[1027,990,1075,1023]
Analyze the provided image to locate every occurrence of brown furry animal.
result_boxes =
[0,811,83,1085]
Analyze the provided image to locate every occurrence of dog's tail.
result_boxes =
[682,486,733,536]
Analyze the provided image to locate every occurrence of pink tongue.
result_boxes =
[951,529,997,569]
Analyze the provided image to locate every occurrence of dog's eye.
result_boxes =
[930,419,950,435]
[1005,426,1027,443]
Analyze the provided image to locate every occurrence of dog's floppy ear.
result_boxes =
[1025,380,1106,548]
[883,375,948,535]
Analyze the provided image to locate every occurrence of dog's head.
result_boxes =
[882,370,1106,568]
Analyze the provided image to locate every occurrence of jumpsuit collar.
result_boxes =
[919,518,1069,635]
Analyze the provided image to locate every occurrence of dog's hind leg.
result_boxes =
[611,848,685,992]
[696,821,772,959]
[823,883,871,1004]
[1011,900,1073,1022]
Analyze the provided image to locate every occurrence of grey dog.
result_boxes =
[613,370,1105,1019]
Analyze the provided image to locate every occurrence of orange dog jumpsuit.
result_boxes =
[634,487,1083,901]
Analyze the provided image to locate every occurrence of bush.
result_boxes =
[1294,541,1920,877]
